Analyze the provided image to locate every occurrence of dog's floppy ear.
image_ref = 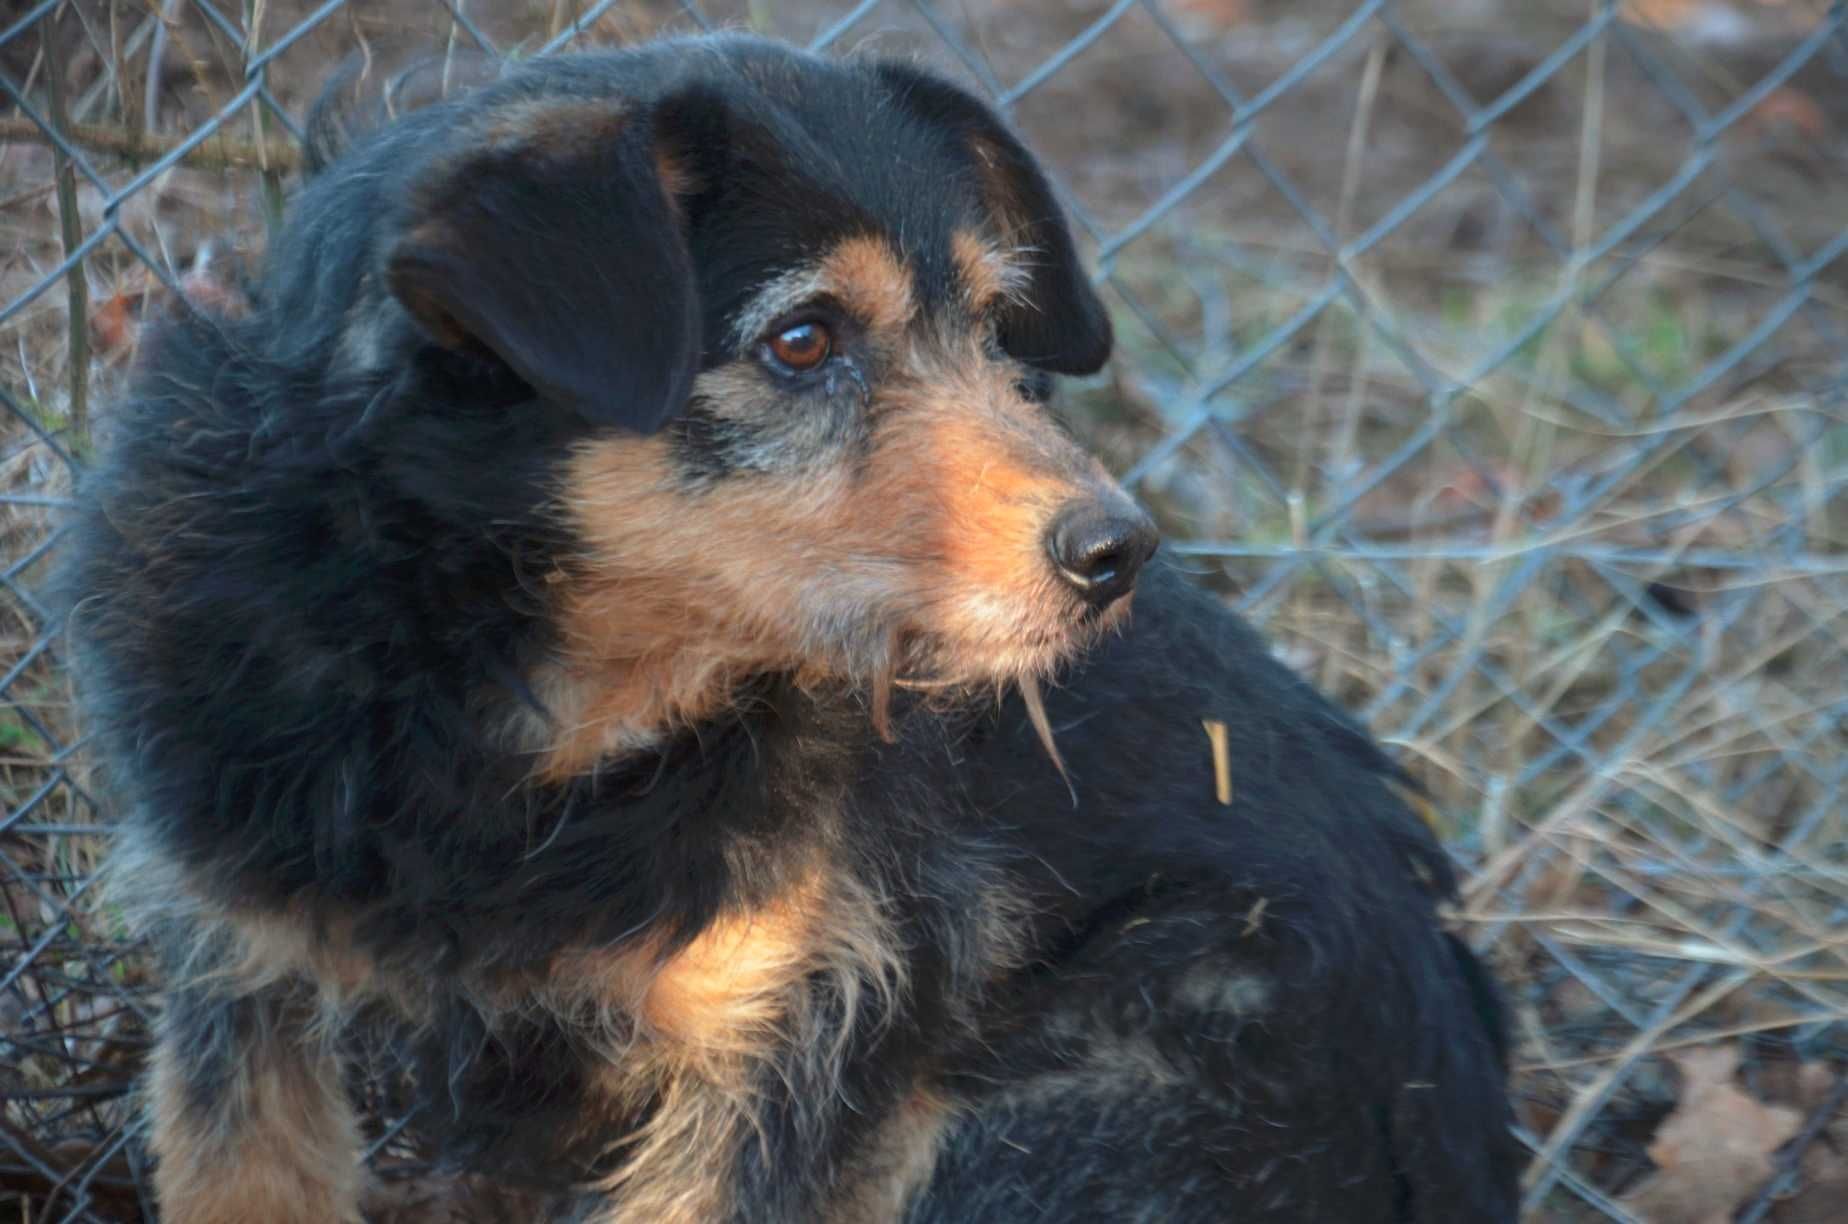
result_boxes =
[385,97,701,433]
[876,62,1111,376]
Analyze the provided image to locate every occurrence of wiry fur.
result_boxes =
[61,34,1520,1223]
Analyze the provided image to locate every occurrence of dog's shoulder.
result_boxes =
[903,565,1522,1221]
[935,560,1448,909]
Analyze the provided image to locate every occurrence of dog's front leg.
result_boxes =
[144,980,362,1224]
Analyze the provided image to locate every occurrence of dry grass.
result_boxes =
[3,2,1845,1220]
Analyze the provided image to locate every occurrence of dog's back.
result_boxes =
[62,35,1519,1223]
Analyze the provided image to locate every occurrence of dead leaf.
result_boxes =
[1619,1044,1803,1224]
[1773,1065,1848,1224]
[1168,0,1252,33]
[1749,88,1827,141]
[88,289,146,362]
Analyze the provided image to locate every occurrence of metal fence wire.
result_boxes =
[3,0,1846,1220]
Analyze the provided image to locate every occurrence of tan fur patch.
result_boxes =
[537,433,832,778]
[819,234,915,334]
[471,98,629,164]
[147,1019,363,1224]
[552,868,904,1224]
[229,907,379,1002]
[643,882,824,1050]
[827,1087,954,1222]
[922,416,1080,590]
[103,832,413,1019]
[558,870,832,1058]
[950,229,1026,315]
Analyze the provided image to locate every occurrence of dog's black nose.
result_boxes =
[1046,500,1158,607]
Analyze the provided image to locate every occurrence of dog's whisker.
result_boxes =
[891,675,961,691]
[1017,673,1076,809]
[869,647,896,743]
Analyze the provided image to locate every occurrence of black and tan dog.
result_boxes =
[62,35,1520,1223]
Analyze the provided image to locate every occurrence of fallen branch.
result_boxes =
[0,115,303,175]
[45,10,88,442]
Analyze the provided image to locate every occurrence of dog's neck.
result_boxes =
[504,641,905,780]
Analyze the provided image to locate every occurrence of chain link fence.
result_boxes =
[3,1,1845,1220]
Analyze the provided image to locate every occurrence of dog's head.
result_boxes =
[329,38,1155,764]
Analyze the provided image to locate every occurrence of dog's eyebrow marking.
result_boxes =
[821,235,915,333]
[729,235,916,349]
[951,229,1029,315]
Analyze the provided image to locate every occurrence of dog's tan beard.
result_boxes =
[836,596,1132,784]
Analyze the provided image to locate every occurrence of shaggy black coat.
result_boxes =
[61,34,1520,1223]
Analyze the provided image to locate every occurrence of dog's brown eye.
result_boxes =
[768,322,831,371]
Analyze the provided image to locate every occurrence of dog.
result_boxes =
[60,34,1521,1223]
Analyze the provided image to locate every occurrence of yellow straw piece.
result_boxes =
[1202,719,1232,807]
